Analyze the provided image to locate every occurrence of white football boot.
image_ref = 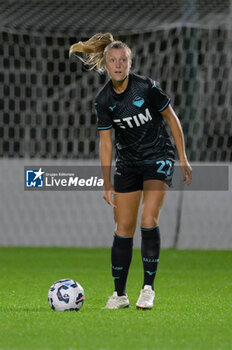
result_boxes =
[104,291,129,309]
[136,285,155,309]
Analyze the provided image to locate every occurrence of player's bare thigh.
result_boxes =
[114,190,142,238]
[141,180,168,228]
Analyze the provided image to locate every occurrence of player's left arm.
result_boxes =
[161,104,192,185]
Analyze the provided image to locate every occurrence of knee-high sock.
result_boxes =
[141,226,160,290]
[111,234,133,296]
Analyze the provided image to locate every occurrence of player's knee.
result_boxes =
[141,214,159,228]
[115,221,136,236]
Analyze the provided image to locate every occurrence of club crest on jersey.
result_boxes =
[113,108,152,129]
[133,96,145,108]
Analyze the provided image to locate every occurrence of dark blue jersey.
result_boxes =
[95,73,175,166]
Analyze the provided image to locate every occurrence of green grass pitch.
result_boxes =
[0,247,231,350]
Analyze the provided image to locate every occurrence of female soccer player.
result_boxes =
[70,33,192,309]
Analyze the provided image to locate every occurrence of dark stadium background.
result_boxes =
[0,0,231,249]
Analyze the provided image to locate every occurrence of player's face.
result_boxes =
[105,48,131,82]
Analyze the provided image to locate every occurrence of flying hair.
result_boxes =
[69,33,132,73]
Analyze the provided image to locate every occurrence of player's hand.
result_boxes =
[102,184,117,208]
[180,159,192,185]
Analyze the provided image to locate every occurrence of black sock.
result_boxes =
[111,234,133,296]
[141,226,160,290]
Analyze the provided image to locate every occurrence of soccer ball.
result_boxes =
[48,279,84,311]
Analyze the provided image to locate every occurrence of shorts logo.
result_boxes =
[26,168,44,188]
[133,96,145,108]
[109,105,116,111]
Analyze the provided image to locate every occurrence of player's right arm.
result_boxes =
[99,129,116,208]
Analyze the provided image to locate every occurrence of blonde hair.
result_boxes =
[69,33,132,73]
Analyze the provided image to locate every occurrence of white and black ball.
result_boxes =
[48,279,84,311]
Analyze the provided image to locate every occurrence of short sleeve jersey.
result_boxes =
[95,73,175,166]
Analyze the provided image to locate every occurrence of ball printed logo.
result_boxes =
[26,168,45,188]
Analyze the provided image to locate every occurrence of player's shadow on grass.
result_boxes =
[0,307,49,312]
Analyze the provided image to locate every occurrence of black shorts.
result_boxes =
[114,160,175,193]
